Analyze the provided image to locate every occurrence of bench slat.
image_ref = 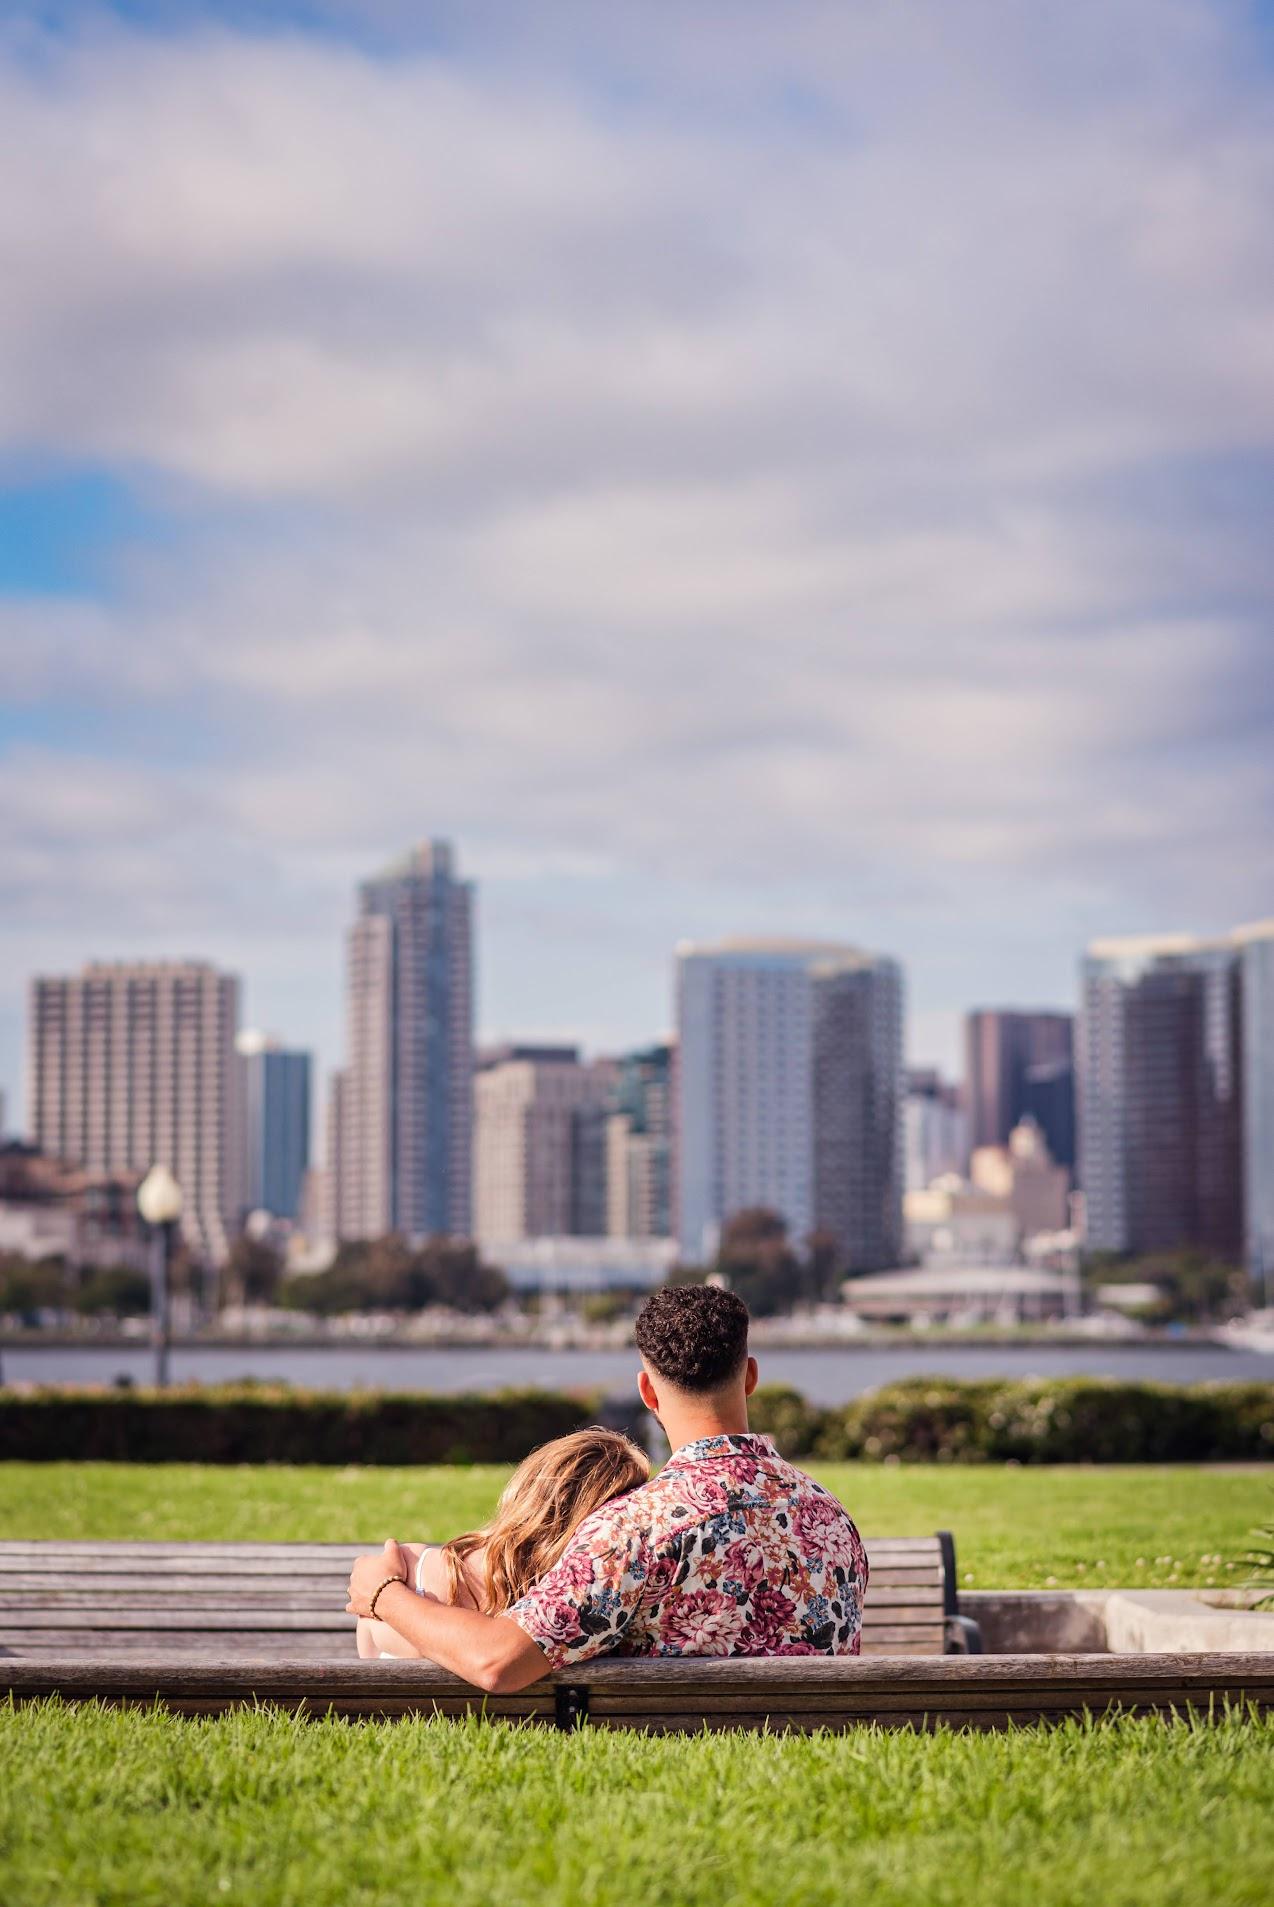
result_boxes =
[0,1633,944,1661]
[14,1608,355,1631]
[0,1538,944,1559]
[0,1584,944,1614]
[5,1610,945,1636]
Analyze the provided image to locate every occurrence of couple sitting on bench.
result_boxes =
[348,1284,868,1690]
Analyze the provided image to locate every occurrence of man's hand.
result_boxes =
[346,1539,407,1616]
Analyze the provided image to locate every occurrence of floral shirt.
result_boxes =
[506,1432,867,1666]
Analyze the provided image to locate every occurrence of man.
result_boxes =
[346,1284,867,1690]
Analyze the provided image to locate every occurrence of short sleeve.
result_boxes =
[505,1513,652,1668]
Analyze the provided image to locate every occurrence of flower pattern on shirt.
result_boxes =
[506,1432,868,1668]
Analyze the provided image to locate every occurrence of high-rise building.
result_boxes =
[237,1032,311,1222]
[27,960,240,1262]
[675,939,904,1271]
[1079,934,1244,1260]
[336,840,474,1241]
[1238,922,1274,1293]
[965,1010,1075,1169]
[473,1046,612,1247]
[904,1068,969,1193]
[606,1043,673,1241]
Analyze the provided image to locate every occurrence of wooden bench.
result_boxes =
[0,1534,976,1662]
[3,1537,1270,1729]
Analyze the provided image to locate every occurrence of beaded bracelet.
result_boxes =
[368,1573,407,1620]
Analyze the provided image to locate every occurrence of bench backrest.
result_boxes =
[0,1535,951,1660]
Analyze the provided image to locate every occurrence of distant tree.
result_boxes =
[359,1234,417,1308]
[74,1267,150,1317]
[803,1229,844,1303]
[579,1291,631,1327]
[412,1237,510,1314]
[278,1239,393,1316]
[1085,1247,1248,1324]
[716,1208,806,1317]
[0,1254,67,1316]
[279,1235,509,1316]
[664,1263,710,1287]
[225,1235,285,1308]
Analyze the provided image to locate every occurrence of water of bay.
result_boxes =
[5,1339,1272,1404]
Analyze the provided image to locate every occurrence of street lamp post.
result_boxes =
[137,1165,184,1390]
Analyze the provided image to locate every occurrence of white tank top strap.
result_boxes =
[416,1543,444,1595]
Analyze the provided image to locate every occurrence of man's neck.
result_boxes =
[660,1396,751,1454]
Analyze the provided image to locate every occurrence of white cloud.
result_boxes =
[1,1,1272,1095]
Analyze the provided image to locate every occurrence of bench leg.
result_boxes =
[554,1684,590,1730]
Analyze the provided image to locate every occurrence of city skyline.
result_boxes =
[16,885,1274,1139]
[3,3,1274,1119]
[16,897,1272,1276]
[0,844,1129,1127]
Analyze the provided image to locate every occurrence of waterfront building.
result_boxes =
[904,1068,969,1193]
[675,939,904,1271]
[842,1262,1077,1327]
[903,1176,1020,1267]
[484,1235,678,1295]
[335,840,474,1241]
[965,1009,1075,1169]
[27,960,240,1262]
[473,1046,611,1247]
[236,1032,311,1222]
[970,1117,1071,1239]
[1079,933,1243,1261]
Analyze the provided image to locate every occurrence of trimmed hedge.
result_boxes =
[0,1385,601,1465]
[748,1377,1274,1464]
[4,1377,1272,1466]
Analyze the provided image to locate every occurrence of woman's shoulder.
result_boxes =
[418,1542,483,1608]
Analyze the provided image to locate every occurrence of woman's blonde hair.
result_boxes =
[439,1425,650,1614]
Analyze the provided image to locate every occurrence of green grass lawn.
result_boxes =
[2,1460,1271,1588]
[1,1702,1271,1907]
[4,1464,1273,1904]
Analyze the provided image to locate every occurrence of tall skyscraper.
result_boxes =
[1238,922,1274,1292]
[676,940,904,1271]
[27,960,240,1262]
[336,840,474,1241]
[1079,934,1244,1260]
[965,1009,1075,1169]
[237,1032,312,1222]
[473,1046,611,1246]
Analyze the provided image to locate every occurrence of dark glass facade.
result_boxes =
[965,1009,1075,1169]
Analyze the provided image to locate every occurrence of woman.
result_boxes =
[356,1425,649,1658]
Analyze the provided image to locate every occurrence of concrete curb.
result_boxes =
[962,1588,1274,1654]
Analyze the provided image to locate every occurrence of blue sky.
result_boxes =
[2,0,1273,1133]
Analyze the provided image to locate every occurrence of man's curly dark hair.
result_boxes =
[634,1284,750,1392]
